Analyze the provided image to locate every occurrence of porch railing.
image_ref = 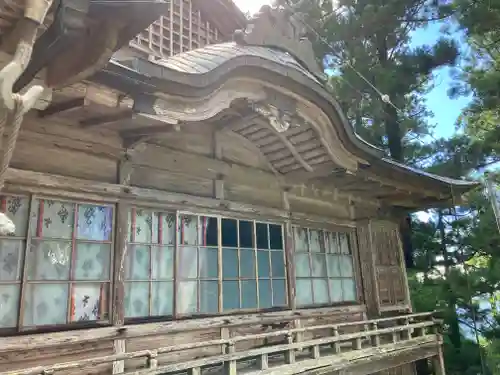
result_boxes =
[1,312,442,375]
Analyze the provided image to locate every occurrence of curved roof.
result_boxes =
[93,41,478,200]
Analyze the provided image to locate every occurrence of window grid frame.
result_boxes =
[124,207,289,320]
[293,226,357,307]
[177,213,220,316]
[125,208,176,318]
[0,194,115,333]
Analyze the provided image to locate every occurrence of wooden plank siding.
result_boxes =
[0,113,422,374]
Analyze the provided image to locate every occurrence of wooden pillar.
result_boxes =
[356,219,380,317]
[433,344,446,375]
[112,154,134,374]
[213,131,224,200]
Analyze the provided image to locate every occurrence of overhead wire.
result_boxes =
[280,0,441,147]
[279,2,490,372]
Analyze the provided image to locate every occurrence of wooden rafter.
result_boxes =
[80,109,134,128]
[38,97,87,118]
[254,118,313,173]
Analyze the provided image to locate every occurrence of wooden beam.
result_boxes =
[0,304,366,351]
[80,109,133,128]
[284,162,344,182]
[218,113,260,132]
[37,97,87,118]
[120,123,178,138]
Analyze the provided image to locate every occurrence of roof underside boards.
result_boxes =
[88,41,479,209]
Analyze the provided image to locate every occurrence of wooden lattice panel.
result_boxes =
[129,0,222,58]
[371,221,408,308]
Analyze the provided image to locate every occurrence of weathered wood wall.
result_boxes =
[0,113,416,374]
[0,306,366,374]
[8,114,357,223]
[356,220,411,317]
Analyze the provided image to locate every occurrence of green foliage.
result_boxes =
[284,0,500,372]
[289,0,458,160]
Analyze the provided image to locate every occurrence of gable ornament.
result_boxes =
[233,4,324,79]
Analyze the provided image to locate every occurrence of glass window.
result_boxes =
[125,212,287,318]
[125,208,175,318]
[25,199,113,326]
[293,227,356,306]
[0,195,29,329]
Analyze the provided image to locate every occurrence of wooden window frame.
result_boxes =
[0,193,115,335]
[0,188,364,334]
[123,207,289,322]
[292,225,360,308]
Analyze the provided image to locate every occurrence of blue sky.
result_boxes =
[410,22,472,139]
[235,0,473,141]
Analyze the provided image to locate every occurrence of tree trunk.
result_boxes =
[438,209,461,350]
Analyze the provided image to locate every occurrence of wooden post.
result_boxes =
[371,323,380,347]
[356,220,381,317]
[112,155,133,374]
[332,327,340,353]
[285,332,295,364]
[223,341,237,375]
[432,346,446,375]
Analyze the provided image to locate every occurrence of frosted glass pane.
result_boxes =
[180,215,198,245]
[342,279,356,301]
[339,233,351,254]
[2,196,29,237]
[178,246,197,279]
[272,279,286,306]
[160,213,176,245]
[0,239,24,281]
[151,281,173,316]
[309,230,324,252]
[77,205,113,241]
[339,256,354,277]
[271,251,285,277]
[327,255,341,277]
[295,279,313,306]
[31,200,75,239]
[311,254,327,277]
[124,282,149,317]
[125,245,150,280]
[223,281,239,311]
[74,243,111,280]
[222,248,238,279]
[326,232,340,253]
[258,279,272,309]
[27,240,71,280]
[134,209,158,243]
[294,253,311,277]
[312,279,329,304]
[200,281,218,313]
[0,284,19,328]
[178,281,197,314]
[23,283,68,326]
[151,246,174,280]
[293,227,308,252]
[239,249,255,278]
[199,247,218,278]
[241,280,257,309]
[329,279,343,302]
[71,283,108,322]
[257,250,270,278]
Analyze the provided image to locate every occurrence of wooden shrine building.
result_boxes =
[0,1,477,375]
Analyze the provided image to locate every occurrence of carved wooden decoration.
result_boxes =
[233,4,324,79]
